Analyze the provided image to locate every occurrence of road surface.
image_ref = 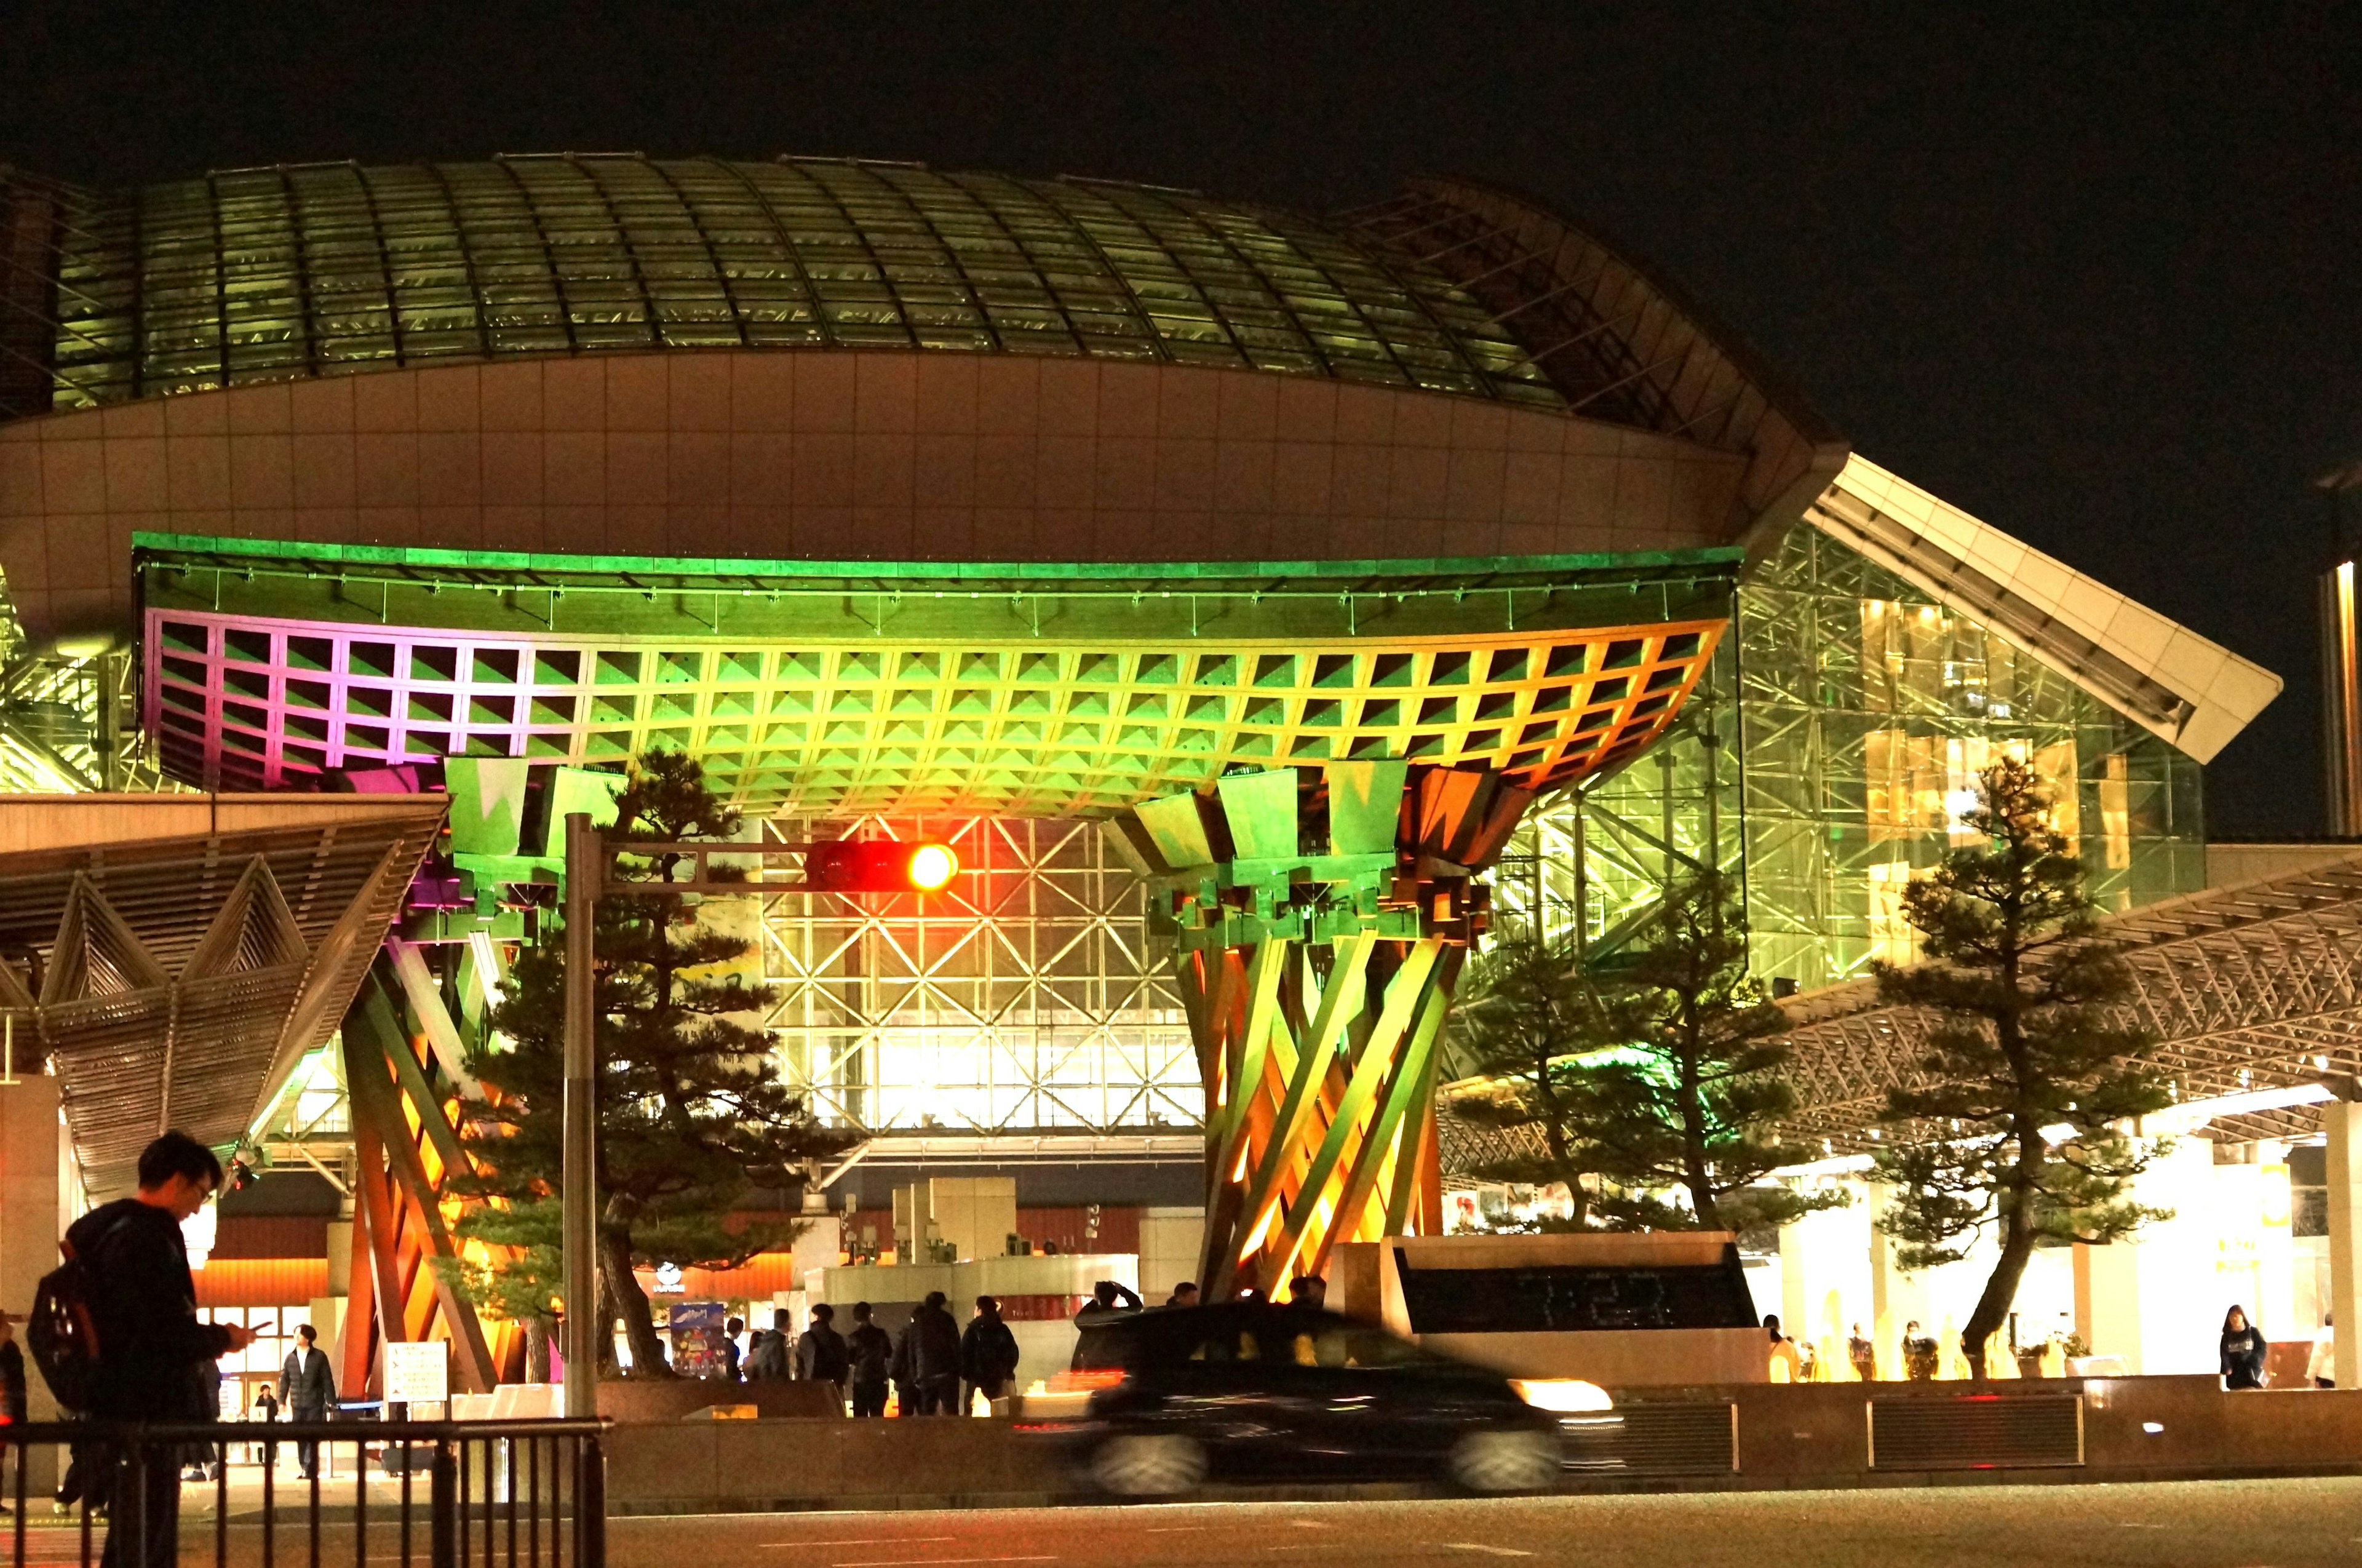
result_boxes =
[601,1479,2362,1568]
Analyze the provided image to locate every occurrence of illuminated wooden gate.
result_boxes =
[1119,762,1531,1299]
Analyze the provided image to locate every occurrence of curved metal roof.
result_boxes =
[4,155,1571,413]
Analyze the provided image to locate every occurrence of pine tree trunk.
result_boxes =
[1963,1211,2036,1384]
[1963,1118,2048,1383]
[523,1315,552,1383]
[600,1225,673,1377]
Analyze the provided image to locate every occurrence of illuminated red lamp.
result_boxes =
[800,838,961,894]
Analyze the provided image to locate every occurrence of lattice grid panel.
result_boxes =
[145,611,1723,815]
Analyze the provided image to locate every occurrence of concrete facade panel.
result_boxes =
[0,350,1746,642]
[106,439,179,516]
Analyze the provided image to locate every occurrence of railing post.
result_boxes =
[431,1436,459,1568]
[574,1434,604,1568]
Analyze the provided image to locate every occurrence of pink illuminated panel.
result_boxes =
[148,612,576,790]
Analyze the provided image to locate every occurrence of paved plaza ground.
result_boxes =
[600,1479,2362,1568]
[9,1465,2361,1567]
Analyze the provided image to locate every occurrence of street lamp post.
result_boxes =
[560,811,600,1420]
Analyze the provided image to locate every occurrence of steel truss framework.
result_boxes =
[755,813,1198,1136]
[0,588,169,793]
[0,802,443,1195]
[1778,849,2362,1151]
[1489,525,2206,999]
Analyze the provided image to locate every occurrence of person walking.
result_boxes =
[2308,1311,2335,1389]
[845,1303,893,1418]
[2221,1305,2268,1390]
[960,1296,1020,1415]
[66,1131,257,1568]
[1903,1319,1939,1382]
[905,1292,963,1415]
[180,1359,222,1482]
[280,1324,338,1479]
[722,1317,745,1383]
[793,1303,849,1401]
[744,1309,792,1380]
[249,1385,279,1470]
[1847,1323,1877,1382]
[1763,1314,1802,1381]
[0,1312,23,1511]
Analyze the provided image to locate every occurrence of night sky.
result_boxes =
[7,7,2356,836]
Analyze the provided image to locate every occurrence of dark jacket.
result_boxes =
[2222,1325,2268,1388]
[64,1198,229,1419]
[281,1345,336,1412]
[845,1321,893,1387]
[795,1323,849,1384]
[903,1304,963,1383]
[959,1312,1020,1385]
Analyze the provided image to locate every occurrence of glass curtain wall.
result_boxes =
[1495,524,2205,990]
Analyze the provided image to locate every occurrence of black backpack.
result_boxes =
[28,1217,128,1415]
[28,1243,103,1414]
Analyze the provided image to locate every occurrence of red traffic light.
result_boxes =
[800,838,961,894]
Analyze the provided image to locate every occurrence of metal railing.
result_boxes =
[0,1419,605,1568]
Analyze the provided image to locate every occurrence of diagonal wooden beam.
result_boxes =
[344,1006,498,1393]
[1217,932,1377,1297]
[1265,937,1442,1287]
[1315,966,1452,1275]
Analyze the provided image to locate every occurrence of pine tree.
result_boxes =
[1873,755,2173,1382]
[448,750,851,1378]
[1445,932,1614,1224]
[1572,873,1836,1233]
[440,1198,563,1381]
[1451,875,1832,1234]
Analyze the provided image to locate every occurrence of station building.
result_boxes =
[0,154,2339,1390]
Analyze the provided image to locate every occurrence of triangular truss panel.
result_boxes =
[0,799,447,1195]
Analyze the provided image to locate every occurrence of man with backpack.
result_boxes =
[792,1303,849,1399]
[46,1132,254,1568]
[958,1295,1020,1415]
[743,1308,792,1380]
[843,1302,892,1417]
[904,1292,963,1415]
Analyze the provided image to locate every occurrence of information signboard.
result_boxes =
[384,1340,450,1405]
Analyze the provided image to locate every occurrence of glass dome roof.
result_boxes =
[31,155,1569,412]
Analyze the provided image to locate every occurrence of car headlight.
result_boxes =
[1511,1378,1613,1413]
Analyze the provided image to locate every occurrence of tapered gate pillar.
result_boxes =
[1120,762,1531,1300]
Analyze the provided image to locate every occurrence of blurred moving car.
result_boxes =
[1057,1300,1565,1497]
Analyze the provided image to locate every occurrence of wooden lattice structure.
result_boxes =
[1118,761,1533,1298]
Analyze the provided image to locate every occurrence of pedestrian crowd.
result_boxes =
[730,1287,1029,1416]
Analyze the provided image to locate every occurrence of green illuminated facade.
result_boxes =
[1497,523,2208,989]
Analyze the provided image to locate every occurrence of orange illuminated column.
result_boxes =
[1118,762,1530,1301]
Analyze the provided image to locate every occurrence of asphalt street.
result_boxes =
[602,1479,2362,1568]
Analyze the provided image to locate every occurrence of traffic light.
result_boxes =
[799,837,961,894]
